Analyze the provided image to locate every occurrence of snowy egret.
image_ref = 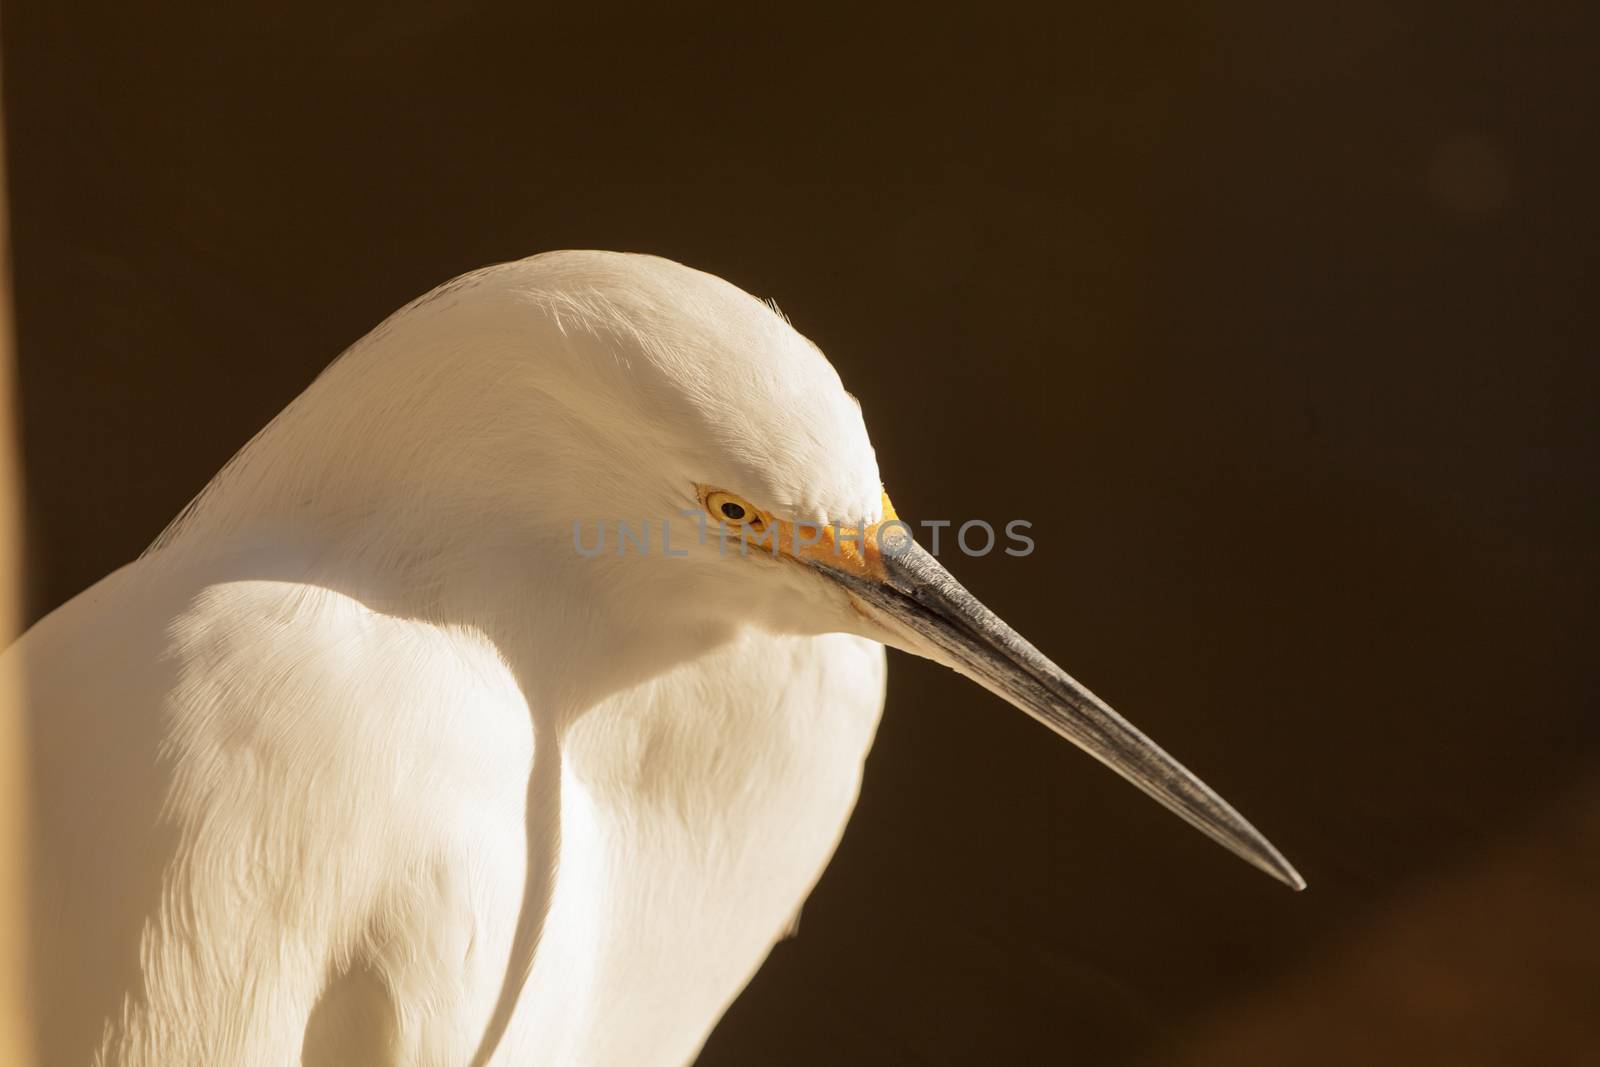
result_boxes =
[13,251,1301,1066]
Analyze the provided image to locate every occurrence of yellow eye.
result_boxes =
[704,490,765,530]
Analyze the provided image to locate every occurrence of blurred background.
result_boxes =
[3,2,1596,1063]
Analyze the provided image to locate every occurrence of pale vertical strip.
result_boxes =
[0,43,38,1067]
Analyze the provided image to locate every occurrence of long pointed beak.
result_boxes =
[812,539,1305,891]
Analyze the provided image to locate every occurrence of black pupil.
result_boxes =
[720,501,747,521]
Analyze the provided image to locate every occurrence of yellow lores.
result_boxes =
[699,486,901,581]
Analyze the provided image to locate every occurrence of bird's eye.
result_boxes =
[705,490,764,529]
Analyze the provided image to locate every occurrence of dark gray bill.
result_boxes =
[813,540,1305,891]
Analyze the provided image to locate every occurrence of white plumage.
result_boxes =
[12,251,1299,1066]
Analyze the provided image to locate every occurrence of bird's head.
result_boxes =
[468,251,1299,889]
[201,250,1301,889]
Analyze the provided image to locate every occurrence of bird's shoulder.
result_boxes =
[170,570,534,791]
[19,557,534,809]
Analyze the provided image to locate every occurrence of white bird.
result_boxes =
[12,251,1301,1067]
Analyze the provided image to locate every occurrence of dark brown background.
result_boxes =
[5,2,1598,1064]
